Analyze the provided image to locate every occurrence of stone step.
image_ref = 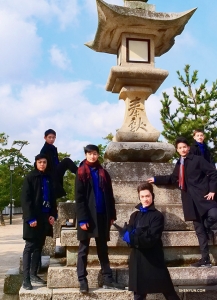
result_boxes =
[104,162,181,204]
[47,266,217,289]
[19,286,52,300]
[61,228,215,248]
[114,204,193,231]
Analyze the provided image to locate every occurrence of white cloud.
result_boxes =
[0,81,124,162]
[49,45,72,70]
[0,10,41,82]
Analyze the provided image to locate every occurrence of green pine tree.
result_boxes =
[160,64,217,160]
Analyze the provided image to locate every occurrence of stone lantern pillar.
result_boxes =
[86,0,196,163]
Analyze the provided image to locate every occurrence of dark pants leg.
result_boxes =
[193,217,209,259]
[134,293,146,300]
[205,208,217,228]
[23,235,46,279]
[77,239,90,282]
[96,214,112,281]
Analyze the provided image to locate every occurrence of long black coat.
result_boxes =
[75,170,116,241]
[128,204,175,294]
[190,141,215,166]
[155,153,217,221]
[40,142,59,173]
[21,169,57,240]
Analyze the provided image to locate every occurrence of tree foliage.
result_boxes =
[160,65,217,160]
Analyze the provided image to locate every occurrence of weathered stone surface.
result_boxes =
[66,246,129,267]
[42,237,55,257]
[19,286,52,300]
[124,0,155,11]
[48,266,217,288]
[61,229,206,248]
[2,295,19,300]
[58,201,76,221]
[104,142,175,162]
[85,0,196,57]
[47,267,116,288]
[184,291,217,300]
[3,268,22,295]
[103,162,181,204]
[113,204,193,231]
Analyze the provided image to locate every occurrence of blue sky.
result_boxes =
[0,0,217,162]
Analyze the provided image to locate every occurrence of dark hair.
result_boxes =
[44,129,56,137]
[84,144,99,154]
[193,129,204,136]
[137,182,154,197]
[175,136,190,148]
[34,154,48,170]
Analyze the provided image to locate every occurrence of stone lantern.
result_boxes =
[86,0,196,163]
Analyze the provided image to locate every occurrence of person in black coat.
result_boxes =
[190,129,215,167]
[122,182,179,300]
[148,137,217,268]
[40,129,78,198]
[75,144,124,293]
[21,154,57,290]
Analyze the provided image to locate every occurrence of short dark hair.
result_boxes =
[193,129,204,136]
[35,153,47,162]
[84,144,99,154]
[44,129,56,137]
[175,137,190,148]
[137,182,154,195]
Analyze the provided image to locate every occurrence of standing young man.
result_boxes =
[21,154,57,290]
[147,137,217,267]
[75,144,124,292]
[40,129,78,198]
[190,129,215,166]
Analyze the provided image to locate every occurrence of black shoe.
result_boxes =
[191,258,212,268]
[79,280,89,293]
[22,277,33,290]
[103,281,125,290]
[30,275,47,284]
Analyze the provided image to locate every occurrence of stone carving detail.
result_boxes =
[128,97,147,132]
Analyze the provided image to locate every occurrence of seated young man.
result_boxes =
[21,154,57,290]
[190,129,215,166]
[40,129,78,198]
[75,144,125,292]
[148,137,217,267]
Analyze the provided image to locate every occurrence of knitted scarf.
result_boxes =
[78,159,107,190]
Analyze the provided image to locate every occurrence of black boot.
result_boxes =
[23,277,33,290]
[30,274,47,284]
[79,279,89,293]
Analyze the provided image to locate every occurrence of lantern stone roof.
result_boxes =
[85,0,196,57]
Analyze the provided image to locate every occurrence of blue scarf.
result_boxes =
[139,206,149,213]
[196,142,205,155]
[42,175,51,212]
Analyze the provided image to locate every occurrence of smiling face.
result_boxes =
[176,142,190,158]
[193,132,205,144]
[85,150,99,163]
[36,158,47,172]
[139,189,153,208]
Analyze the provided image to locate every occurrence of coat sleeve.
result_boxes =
[75,173,90,223]
[130,213,164,249]
[105,170,116,221]
[21,175,36,223]
[199,157,217,192]
[154,163,179,186]
[49,177,57,219]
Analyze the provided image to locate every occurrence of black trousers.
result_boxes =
[134,290,180,300]
[55,157,78,198]
[77,214,112,282]
[23,234,46,279]
[193,207,217,259]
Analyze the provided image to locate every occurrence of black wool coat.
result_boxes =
[21,169,57,240]
[128,204,175,295]
[190,141,215,166]
[155,153,217,221]
[40,142,59,173]
[75,170,116,241]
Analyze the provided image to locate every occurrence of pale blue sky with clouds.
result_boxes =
[0,0,217,162]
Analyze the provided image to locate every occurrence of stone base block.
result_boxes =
[104,162,181,204]
[42,237,56,257]
[48,266,217,288]
[61,229,213,248]
[19,286,52,300]
[104,142,175,162]
[2,295,19,300]
[3,268,22,295]
[66,246,129,266]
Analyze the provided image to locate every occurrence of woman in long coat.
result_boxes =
[123,182,179,300]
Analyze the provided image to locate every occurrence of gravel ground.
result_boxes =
[0,215,24,299]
